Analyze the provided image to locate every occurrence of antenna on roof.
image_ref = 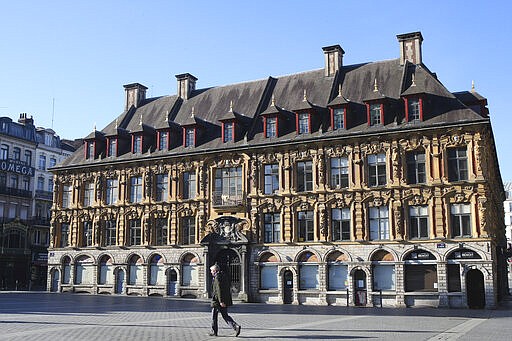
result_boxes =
[191,106,195,118]
[303,89,307,102]
[337,84,342,97]
[139,114,143,126]
[471,80,475,92]
[51,98,55,129]
[229,100,233,112]
[115,118,118,129]
[373,78,379,92]
[271,95,275,106]
[411,73,416,87]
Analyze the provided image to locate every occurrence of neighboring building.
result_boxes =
[504,181,512,292]
[47,32,506,308]
[0,114,75,290]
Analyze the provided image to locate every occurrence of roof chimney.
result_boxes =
[123,83,148,110]
[397,31,423,65]
[176,73,198,100]
[18,113,34,125]
[322,45,344,77]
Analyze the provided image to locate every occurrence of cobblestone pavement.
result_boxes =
[1,292,512,341]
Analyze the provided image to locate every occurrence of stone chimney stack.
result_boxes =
[18,113,34,125]
[397,31,423,65]
[322,45,344,77]
[176,73,198,100]
[123,83,148,110]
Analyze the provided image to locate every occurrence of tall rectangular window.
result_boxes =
[10,175,18,189]
[22,177,30,191]
[183,171,196,199]
[62,185,72,208]
[105,220,117,246]
[38,155,46,170]
[370,104,381,126]
[368,153,386,187]
[83,221,93,247]
[49,157,57,168]
[369,206,389,240]
[60,224,69,247]
[87,141,94,159]
[451,203,471,237]
[83,182,94,207]
[408,98,421,121]
[155,218,168,246]
[182,216,195,245]
[133,135,142,153]
[130,176,143,203]
[106,178,118,205]
[48,179,53,193]
[129,219,142,246]
[448,148,468,182]
[1,144,9,159]
[159,131,168,150]
[37,177,44,191]
[13,147,20,160]
[332,208,350,241]
[24,150,32,165]
[297,161,313,192]
[333,108,344,130]
[406,151,426,184]
[264,213,280,243]
[108,138,117,157]
[298,210,314,242]
[265,117,277,138]
[223,122,234,142]
[409,206,429,239]
[155,174,168,202]
[330,157,349,189]
[298,113,309,134]
[214,167,242,206]
[185,128,194,147]
[264,164,279,195]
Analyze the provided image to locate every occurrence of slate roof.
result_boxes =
[58,53,490,168]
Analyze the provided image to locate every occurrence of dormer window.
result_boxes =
[107,138,117,157]
[184,127,195,147]
[223,121,234,143]
[405,97,422,122]
[133,135,142,153]
[264,116,277,138]
[297,112,310,134]
[369,103,383,126]
[332,108,345,130]
[86,141,94,159]
[158,131,169,150]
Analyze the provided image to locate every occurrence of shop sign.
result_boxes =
[0,159,35,177]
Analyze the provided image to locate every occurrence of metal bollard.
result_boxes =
[346,288,349,307]
[16,280,18,291]
[379,289,383,308]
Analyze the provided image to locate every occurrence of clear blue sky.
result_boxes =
[1,1,511,180]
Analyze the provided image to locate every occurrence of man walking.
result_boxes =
[209,264,241,337]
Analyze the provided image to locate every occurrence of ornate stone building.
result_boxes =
[47,32,506,308]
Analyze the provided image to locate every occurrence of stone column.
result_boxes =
[437,262,449,307]
[239,245,248,301]
[395,262,406,307]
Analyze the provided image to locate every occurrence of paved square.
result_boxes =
[1,293,512,340]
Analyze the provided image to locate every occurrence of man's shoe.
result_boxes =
[234,325,241,337]
[208,331,217,336]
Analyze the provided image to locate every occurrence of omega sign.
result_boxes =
[0,159,35,177]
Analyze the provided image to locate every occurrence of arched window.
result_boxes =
[181,253,199,287]
[404,250,437,292]
[298,252,318,290]
[259,252,278,289]
[128,255,144,285]
[75,255,94,285]
[62,256,71,284]
[326,251,348,291]
[149,254,165,286]
[446,248,481,292]
[371,250,395,291]
[98,255,113,285]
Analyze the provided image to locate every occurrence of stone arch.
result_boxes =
[294,248,321,263]
[179,251,201,264]
[444,245,487,262]
[74,252,96,264]
[125,252,145,264]
[97,252,116,264]
[401,247,440,262]
[148,252,167,264]
[323,247,352,263]
[369,248,398,262]
[257,250,281,263]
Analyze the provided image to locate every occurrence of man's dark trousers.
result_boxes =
[211,305,237,334]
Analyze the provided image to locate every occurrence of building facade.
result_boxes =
[47,32,506,308]
[504,181,512,292]
[0,114,75,290]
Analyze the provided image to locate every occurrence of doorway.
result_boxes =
[466,269,485,308]
[283,270,294,304]
[115,269,124,294]
[50,269,60,292]
[354,269,367,306]
[214,249,241,296]
[168,269,178,296]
